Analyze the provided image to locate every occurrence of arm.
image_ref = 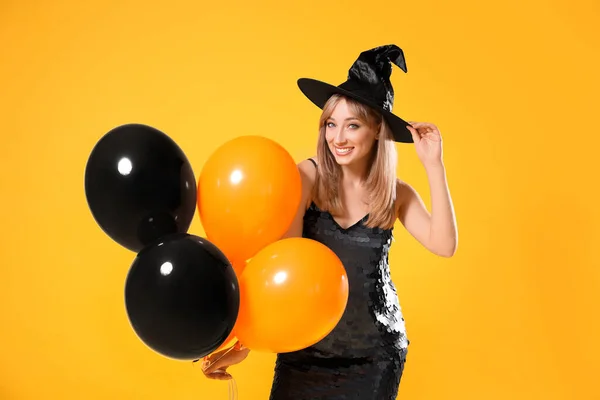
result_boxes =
[281,158,317,239]
[396,164,458,257]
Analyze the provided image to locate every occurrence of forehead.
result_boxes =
[329,98,358,119]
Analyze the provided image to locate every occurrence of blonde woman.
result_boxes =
[203,44,458,400]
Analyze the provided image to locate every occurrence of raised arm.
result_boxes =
[395,121,458,258]
[396,173,458,258]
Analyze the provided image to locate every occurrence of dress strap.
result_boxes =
[307,158,317,169]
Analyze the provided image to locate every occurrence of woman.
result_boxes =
[202,44,458,399]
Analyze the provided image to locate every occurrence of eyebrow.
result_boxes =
[328,117,359,122]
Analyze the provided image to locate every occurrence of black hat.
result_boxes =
[297,44,412,143]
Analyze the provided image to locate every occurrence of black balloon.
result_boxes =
[125,233,240,360]
[84,123,197,252]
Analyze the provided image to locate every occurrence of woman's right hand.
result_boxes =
[200,344,250,380]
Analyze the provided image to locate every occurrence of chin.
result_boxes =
[333,155,353,165]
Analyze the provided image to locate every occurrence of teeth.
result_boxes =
[336,147,352,153]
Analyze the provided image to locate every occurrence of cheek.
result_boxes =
[353,133,376,151]
[325,130,335,143]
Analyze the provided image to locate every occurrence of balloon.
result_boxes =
[124,233,239,361]
[235,238,349,353]
[213,333,239,354]
[205,328,239,358]
[201,260,246,357]
[232,259,247,277]
[197,135,302,264]
[85,123,196,252]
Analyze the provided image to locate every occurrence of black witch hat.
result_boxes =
[297,44,413,143]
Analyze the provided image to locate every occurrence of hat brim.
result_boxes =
[297,78,413,143]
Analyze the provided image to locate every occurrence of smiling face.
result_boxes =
[324,97,379,166]
[314,94,399,229]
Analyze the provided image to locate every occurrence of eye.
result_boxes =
[348,123,360,129]
[326,122,336,128]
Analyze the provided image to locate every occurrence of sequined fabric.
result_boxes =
[269,201,409,400]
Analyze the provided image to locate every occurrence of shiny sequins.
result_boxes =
[269,202,409,400]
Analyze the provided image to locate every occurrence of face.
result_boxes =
[325,98,378,166]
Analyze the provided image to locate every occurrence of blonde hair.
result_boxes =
[312,94,398,230]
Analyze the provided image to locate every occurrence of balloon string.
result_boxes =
[194,339,242,400]
[228,376,238,400]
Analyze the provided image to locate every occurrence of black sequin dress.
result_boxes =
[269,165,409,399]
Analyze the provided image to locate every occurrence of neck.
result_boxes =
[340,158,369,187]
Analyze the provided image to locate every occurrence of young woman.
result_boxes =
[202,44,458,400]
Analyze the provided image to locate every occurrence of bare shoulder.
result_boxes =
[297,157,317,208]
[396,178,418,192]
[298,157,318,181]
[395,179,411,204]
[395,179,423,214]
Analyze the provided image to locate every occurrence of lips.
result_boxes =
[334,146,354,156]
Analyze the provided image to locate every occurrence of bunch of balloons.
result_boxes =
[84,123,349,362]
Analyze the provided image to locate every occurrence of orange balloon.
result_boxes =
[212,333,239,354]
[231,259,247,277]
[200,333,239,366]
[197,136,301,264]
[235,238,349,353]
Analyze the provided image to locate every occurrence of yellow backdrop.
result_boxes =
[1,0,598,399]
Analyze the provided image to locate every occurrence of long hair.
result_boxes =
[312,94,398,230]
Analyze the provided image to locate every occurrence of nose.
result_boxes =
[333,127,347,145]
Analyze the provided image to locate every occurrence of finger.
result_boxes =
[204,359,228,374]
[203,357,228,373]
[423,128,442,139]
[410,122,436,130]
[202,355,226,373]
[406,125,420,143]
[206,370,233,380]
[203,346,236,373]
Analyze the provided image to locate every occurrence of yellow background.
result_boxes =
[1,0,598,399]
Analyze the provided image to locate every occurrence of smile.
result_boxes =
[334,146,354,156]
